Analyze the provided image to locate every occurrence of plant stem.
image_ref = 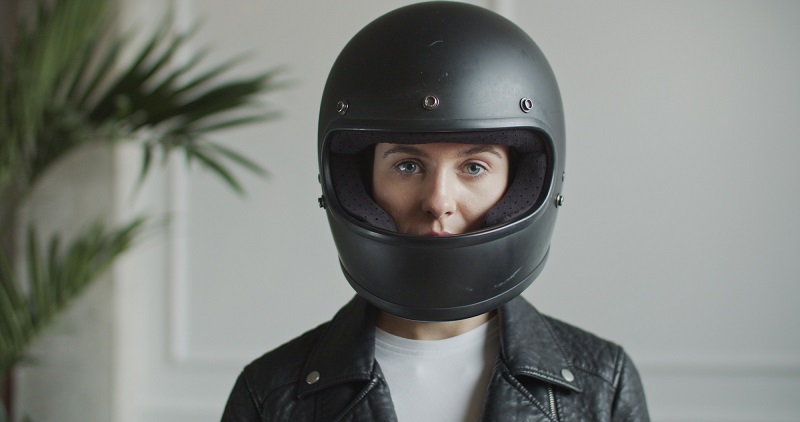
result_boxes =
[1,370,12,421]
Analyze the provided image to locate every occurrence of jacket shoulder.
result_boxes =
[540,313,627,387]
[539,313,650,419]
[239,321,330,401]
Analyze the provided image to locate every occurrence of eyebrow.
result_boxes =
[380,144,504,159]
[381,145,428,159]
[458,145,504,159]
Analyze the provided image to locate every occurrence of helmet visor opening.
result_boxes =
[325,129,552,234]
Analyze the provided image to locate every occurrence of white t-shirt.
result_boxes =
[374,318,500,422]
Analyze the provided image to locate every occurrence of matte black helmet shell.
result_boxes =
[318,1,565,321]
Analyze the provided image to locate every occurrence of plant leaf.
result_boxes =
[204,141,268,177]
[0,218,147,377]
[185,145,244,195]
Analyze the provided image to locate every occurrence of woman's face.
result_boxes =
[372,142,510,236]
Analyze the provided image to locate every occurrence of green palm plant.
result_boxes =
[0,0,283,408]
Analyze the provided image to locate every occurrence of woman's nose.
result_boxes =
[422,170,456,219]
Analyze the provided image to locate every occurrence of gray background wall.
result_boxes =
[13,1,800,421]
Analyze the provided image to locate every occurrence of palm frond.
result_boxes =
[0,0,285,384]
[203,141,269,177]
[2,0,284,204]
[183,143,246,195]
[0,219,147,377]
[12,0,110,151]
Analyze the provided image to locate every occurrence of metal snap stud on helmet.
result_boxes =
[318,1,565,321]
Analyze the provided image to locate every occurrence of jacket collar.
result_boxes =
[297,295,582,397]
[499,296,582,392]
[297,297,377,397]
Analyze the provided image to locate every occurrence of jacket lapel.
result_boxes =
[296,297,398,421]
[479,297,583,421]
[499,296,583,393]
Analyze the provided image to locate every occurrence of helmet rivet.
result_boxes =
[555,194,565,207]
[422,95,440,111]
[336,100,349,115]
[520,98,534,113]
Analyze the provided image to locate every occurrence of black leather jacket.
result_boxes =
[222,296,649,421]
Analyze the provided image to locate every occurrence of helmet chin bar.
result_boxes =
[324,186,558,321]
[342,249,550,322]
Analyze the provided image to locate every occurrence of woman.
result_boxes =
[223,2,649,421]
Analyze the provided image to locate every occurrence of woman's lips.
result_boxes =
[425,230,453,237]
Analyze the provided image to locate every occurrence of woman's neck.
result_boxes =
[377,310,495,340]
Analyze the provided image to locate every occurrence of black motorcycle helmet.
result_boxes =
[318,1,565,321]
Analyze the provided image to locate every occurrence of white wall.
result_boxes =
[13,145,117,422]
[15,1,800,421]
[512,2,800,420]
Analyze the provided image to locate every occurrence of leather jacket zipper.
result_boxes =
[547,385,558,421]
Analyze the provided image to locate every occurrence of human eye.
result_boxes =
[464,162,487,176]
[395,160,420,175]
